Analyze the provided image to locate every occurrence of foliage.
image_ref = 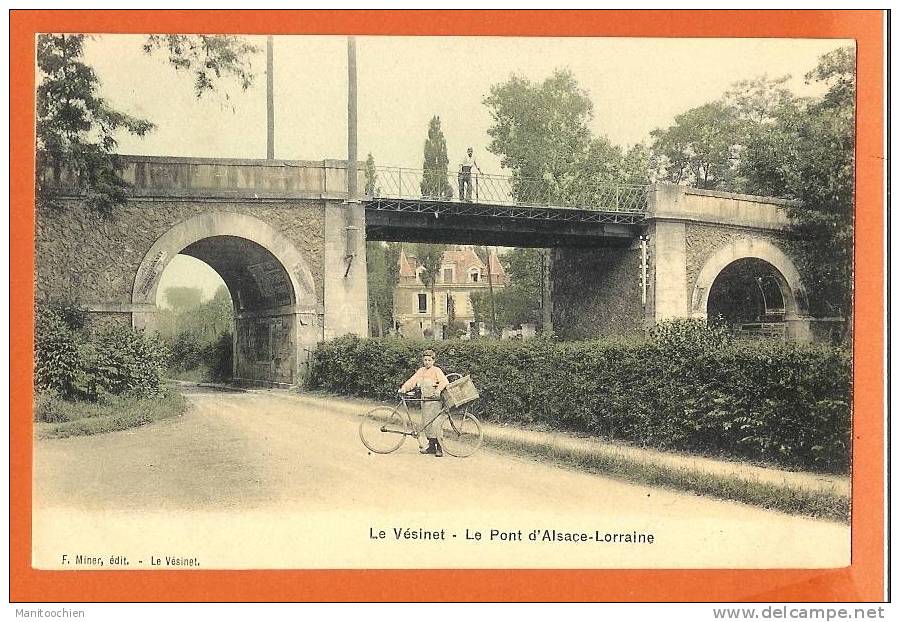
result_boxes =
[470,246,499,335]
[496,248,545,329]
[36,34,155,215]
[366,242,402,337]
[309,335,851,472]
[167,329,206,372]
[143,35,260,101]
[649,318,732,352]
[420,116,453,199]
[158,285,234,380]
[649,101,742,189]
[202,332,234,382]
[164,286,204,313]
[34,306,82,397]
[79,327,169,400]
[647,47,855,323]
[484,69,649,203]
[35,305,169,401]
[36,34,257,216]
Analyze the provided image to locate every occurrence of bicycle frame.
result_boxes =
[390,393,448,438]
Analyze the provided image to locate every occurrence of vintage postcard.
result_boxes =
[10,10,886,602]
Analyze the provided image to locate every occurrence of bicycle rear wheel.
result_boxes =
[438,408,483,457]
[359,406,408,454]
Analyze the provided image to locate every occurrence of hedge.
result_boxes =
[307,330,851,473]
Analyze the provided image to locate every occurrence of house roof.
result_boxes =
[398,248,416,277]
[487,250,506,278]
[397,245,508,283]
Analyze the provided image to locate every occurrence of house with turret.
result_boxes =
[393,246,507,339]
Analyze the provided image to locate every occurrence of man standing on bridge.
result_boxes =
[458,147,482,202]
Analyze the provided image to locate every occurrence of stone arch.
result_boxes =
[132,212,320,385]
[132,212,316,310]
[691,238,807,322]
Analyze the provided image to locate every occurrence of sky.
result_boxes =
[78,35,849,304]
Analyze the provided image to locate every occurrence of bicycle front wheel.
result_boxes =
[439,408,484,458]
[359,406,408,454]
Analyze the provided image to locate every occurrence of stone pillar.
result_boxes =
[646,184,689,322]
[323,200,369,339]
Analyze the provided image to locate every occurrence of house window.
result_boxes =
[443,267,454,283]
[469,268,480,283]
[417,293,427,313]
[446,293,453,314]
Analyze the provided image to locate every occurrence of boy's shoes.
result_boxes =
[434,442,443,458]
[420,439,437,454]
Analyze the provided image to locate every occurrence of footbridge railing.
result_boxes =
[367,167,649,216]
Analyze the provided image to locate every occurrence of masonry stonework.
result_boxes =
[684,223,787,311]
[551,246,644,339]
[36,198,326,309]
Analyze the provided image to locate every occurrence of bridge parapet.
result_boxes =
[46,155,368,200]
[647,183,795,231]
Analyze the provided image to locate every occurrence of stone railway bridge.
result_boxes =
[35,155,818,386]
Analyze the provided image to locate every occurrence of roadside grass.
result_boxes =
[485,433,850,523]
[34,390,188,439]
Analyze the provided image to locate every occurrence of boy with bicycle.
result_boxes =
[398,349,449,457]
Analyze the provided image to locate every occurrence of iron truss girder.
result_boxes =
[365,198,646,225]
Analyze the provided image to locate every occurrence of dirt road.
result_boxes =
[33,388,849,569]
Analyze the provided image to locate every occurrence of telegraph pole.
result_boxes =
[347,36,358,200]
[266,36,275,159]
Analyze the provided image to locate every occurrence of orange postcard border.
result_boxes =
[9,10,886,603]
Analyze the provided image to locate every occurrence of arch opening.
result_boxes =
[155,255,235,384]
[133,212,321,386]
[707,258,788,336]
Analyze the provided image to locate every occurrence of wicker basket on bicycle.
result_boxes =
[443,375,480,409]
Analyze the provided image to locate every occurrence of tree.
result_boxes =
[782,48,855,323]
[163,286,203,314]
[36,34,155,215]
[366,241,400,336]
[649,101,743,189]
[413,243,448,340]
[485,70,593,202]
[36,34,259,216]
[724,49,854,322]
[472,246,498,336]
[496,247,543,329]
[143,35,259,102]
[420,116,453,199]
[484,69,652,207]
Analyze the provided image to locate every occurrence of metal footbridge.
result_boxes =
[364,167,648,247]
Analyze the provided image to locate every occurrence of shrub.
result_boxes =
[81,326,169,399]
[34,307,81,397]
[166,329,205,373]
[202,331,233,382]
[308,335,851,472]
[35,305,169,402]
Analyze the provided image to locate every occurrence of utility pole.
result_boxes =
[266,36,275,159]
[347,36,358,200]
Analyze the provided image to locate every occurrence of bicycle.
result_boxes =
[358,373,484,458]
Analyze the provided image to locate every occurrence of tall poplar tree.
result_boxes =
[420,116,453,199]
